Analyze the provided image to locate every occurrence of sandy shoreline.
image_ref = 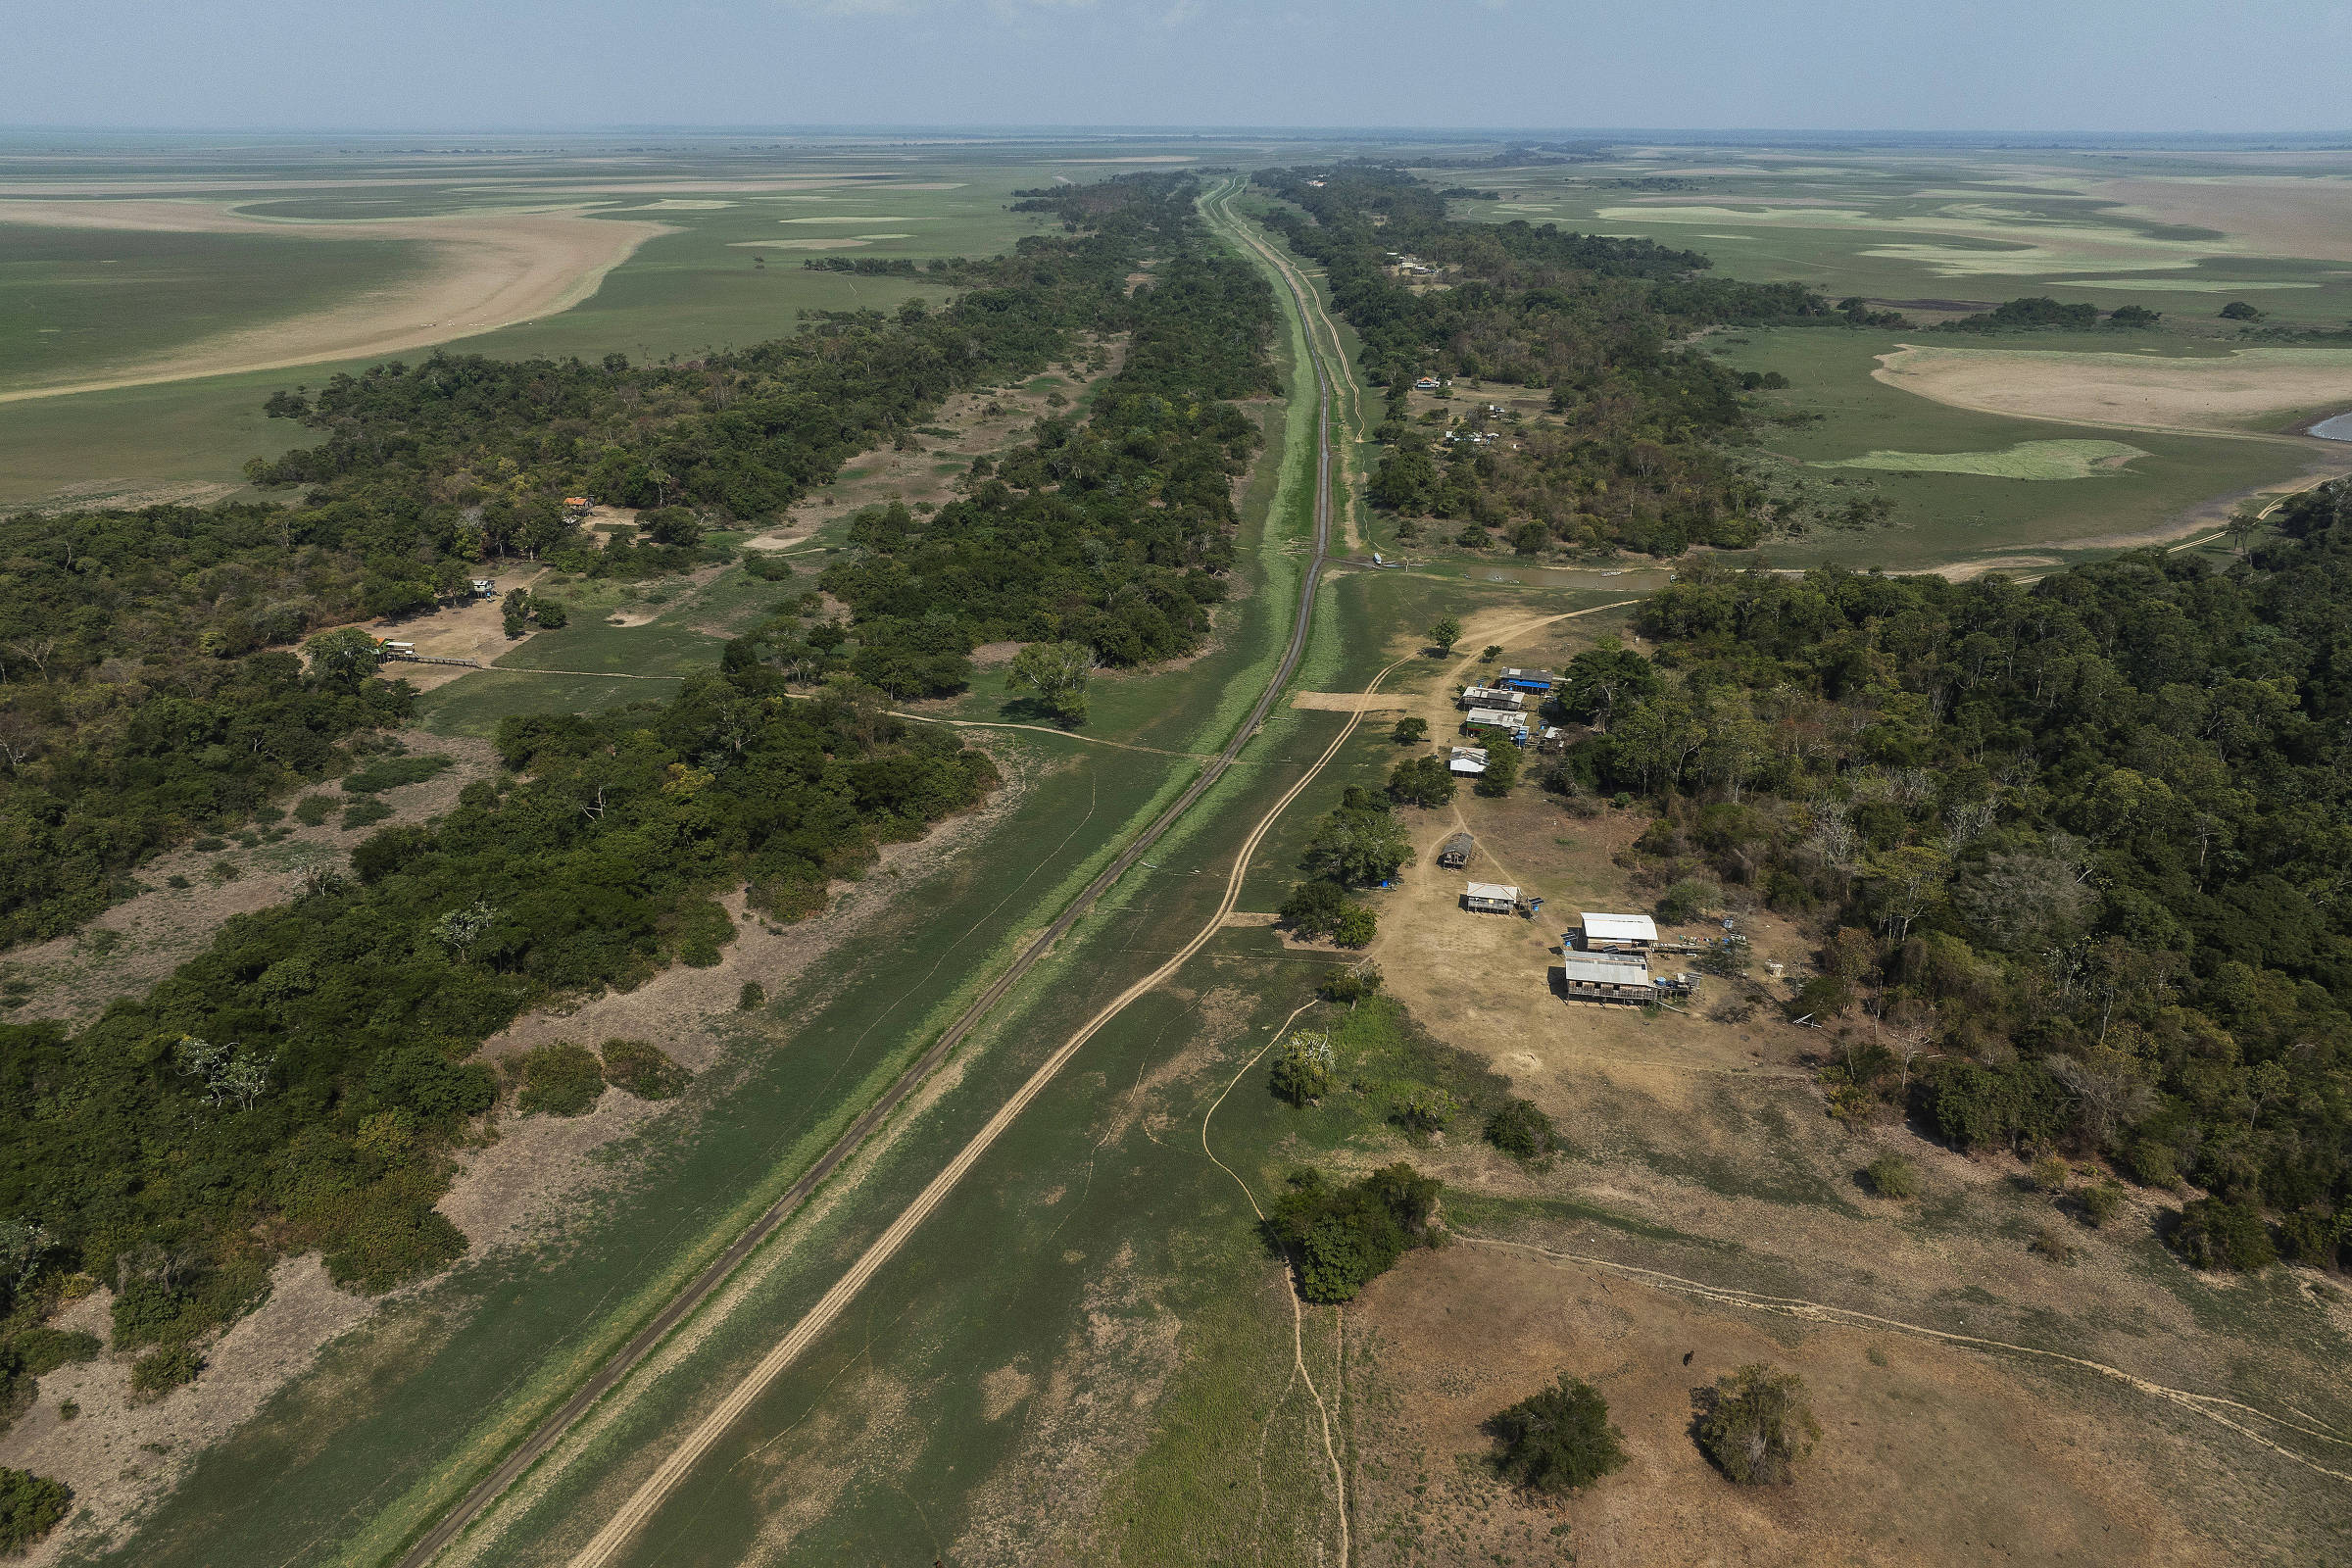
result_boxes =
[0,199,673,401]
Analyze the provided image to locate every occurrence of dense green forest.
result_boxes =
[1558,489,2352,1266]
[0,665,995,1375]
[0,172,1292,1392]
[1251,166,1837,556]
[807,176,1277,694]
[0,503,419,947]
[0,175,1248,946]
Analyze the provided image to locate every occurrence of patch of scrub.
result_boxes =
[2060,276,2319,293]
[1814,438,2148,480]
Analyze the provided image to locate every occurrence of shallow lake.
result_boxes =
[2309,411,2352,441]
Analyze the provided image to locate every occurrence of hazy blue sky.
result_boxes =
[5,0,2342,133]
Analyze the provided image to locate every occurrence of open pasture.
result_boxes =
[1707,327,2324,568]
[1446,146,2352,330]
[1874,341,2352,435]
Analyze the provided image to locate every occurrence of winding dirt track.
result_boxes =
[1457,1234,2352,1485]
[389,177,1327,1568]
[556,175,1348,1568]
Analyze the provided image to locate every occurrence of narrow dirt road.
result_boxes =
[392,176,1335,1568]
[551,173,1346,1568]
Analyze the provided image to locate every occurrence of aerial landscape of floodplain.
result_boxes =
[0,4,2349,1566]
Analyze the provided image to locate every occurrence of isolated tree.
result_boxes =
[1392,715,1430,745]
[1480,644,1502,662]
[1303,804,1413,885]
[502,589,534,639]
[2223,509,2261,560]
[1388,754,1455,808]
[1428,615,1463,657]
[1270,1030,1336,1106]
[2218,300,2265,322]
[1004,640,1096,726]
[1695,1364,1820,1485]
[1488,1376,1628,1494]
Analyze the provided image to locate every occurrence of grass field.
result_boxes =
[1812,436,2147,479]
[1709,326,2323,568]
[1446,145,2352,331]
[0,222,430,394]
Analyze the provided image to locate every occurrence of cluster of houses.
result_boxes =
[1458,667,1568,752]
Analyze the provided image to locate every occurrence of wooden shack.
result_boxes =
[1463,881,1518,914]
[1557,951,1654,1003]
[1438,832,1474,868]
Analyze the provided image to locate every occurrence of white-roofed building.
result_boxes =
[1557,951,1654,1003]
[1464,882,1519,914]
[1448,746,1489,776]
[1579,911,1658,951]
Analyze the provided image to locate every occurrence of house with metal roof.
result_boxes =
[1578,911,1658,951]
[1497,666,1556,693]
[1557,951,1654,1003]
[1437,831,1475,868]
[1463,882,1518,914]
[1447,746,1489,775]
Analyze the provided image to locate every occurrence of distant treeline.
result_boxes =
[1252,165,1833,556]
[1935,296,2161,332]
[1547,487,2352,1267]
[760,174,1280,697]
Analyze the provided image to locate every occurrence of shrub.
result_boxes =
[1786,974,1850,1021]
[1332,905,1378,948]
[738,980,765,1010]
[1265,1163,1443,1302]
[514,1043,607,1117]
[0,1468,72,1554]
[1486,1098,1558,1161]
[2278,1208,2346,1268]
[341,754,455,794]
[12,1327,100,1376]
[1269,1030,1336,1106]
[1393,1086,1458,1137]
[293,793,335,826]
[129,1343,205,1399]
[1864,1153,1918,1200]
[600,1039,690,1101]
[1317,965,1383,1004]
[1488,1376,1628,1494]
[2078,1180,2125,1229]
[1480,645,1502,662]
[2029,1224,2079,1264]
[1694,1364,1819,1485]
[2031,1155,2072,1195]
[339,797,394,831]
[166,874,192,890]
[2172,1198,2276,1272]
[1653,877,1716,925]
[192,836,226,853]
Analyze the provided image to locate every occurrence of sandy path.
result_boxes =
[1872,342,2352,437]
[0,199,670,402]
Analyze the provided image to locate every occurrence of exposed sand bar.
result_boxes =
[1873,342,2352,436]
[0,199,673,402]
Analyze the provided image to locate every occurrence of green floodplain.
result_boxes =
[5,137,2350,1566]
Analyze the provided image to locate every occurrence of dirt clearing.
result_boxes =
[0,199,668,402]
[1874,342,2352,435]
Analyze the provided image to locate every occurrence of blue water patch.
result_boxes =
[2309,411,2352,442]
